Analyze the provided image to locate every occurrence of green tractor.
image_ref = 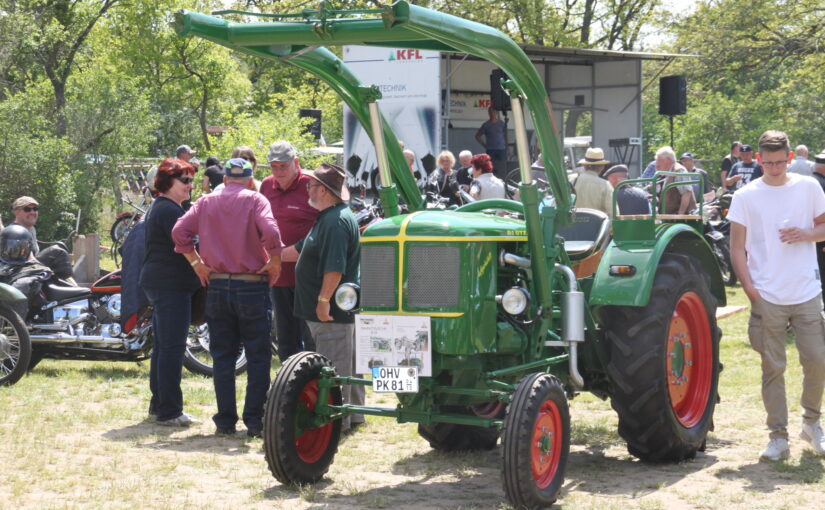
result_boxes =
[175,3,723,507]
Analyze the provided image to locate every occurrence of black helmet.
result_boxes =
[0,225,34,264]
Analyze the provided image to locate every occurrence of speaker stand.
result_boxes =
[669,115,674,148]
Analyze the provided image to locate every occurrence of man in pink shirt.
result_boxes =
[260,140,318,360]
[172,158,282,437]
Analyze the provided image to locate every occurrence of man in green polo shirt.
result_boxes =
[282,163,364,431]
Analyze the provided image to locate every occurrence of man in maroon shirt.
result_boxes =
[172,158,282,437]
[260,140,318,361]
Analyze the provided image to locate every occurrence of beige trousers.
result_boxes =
[748,294,825,439]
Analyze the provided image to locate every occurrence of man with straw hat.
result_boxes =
[569,147,614,217]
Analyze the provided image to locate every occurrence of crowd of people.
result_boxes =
[135,141,365,436]
[2,131,824,459]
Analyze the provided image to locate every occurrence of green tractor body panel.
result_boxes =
[590,222,727,307]
[361,211,528,360]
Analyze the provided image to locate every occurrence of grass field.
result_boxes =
[1,284,823,509]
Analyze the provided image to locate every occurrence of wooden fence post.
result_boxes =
[72,233,100,285]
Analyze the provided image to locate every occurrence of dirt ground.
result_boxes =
[2,303,824,509]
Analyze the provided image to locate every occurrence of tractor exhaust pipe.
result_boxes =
[553,264,585,389]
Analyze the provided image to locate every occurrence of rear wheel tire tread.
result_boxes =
[604,253,721,462]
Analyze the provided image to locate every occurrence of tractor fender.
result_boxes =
[0,282,26,302]
[588,223,726,308]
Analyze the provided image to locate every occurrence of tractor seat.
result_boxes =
[44,282,91,302]
[557,208,611,260]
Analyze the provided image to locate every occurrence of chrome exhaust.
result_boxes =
[29,334,125,346]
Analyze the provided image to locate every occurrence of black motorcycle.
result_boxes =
[704,216,736,286]
[0,269,247,386]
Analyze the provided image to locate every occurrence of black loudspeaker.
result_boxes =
[659,75,687,116]
[490,69,511,112]
[299,108,322,139]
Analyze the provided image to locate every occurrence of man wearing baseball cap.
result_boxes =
[281,163,365,433]
[176,145,199,169]
[9,196,75,282]
[679,152,712,202]
[725,144,763,191]
[259,140,318,360]
[172,157,283,437]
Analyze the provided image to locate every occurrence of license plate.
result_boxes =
[371,366,419,393]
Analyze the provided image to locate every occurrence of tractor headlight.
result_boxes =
[334,283,360,311]
[500,287,530,315]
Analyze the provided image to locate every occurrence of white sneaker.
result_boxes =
[759,437,790,461]
[156,412,200,427]
[799,422,825,456]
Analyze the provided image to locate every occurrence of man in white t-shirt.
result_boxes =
[728,130,825,461]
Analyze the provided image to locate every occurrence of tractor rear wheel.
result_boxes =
[417,405,499,451]
[501,373,570,509]
[604,253,721,461]
[263,352,342,484]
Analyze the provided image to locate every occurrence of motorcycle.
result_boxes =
[703,202,736,286]
[0,268,247,386]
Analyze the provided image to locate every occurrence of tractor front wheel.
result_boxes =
[263,352,342,484]
[501,373,570,508]
[605,253,721,461]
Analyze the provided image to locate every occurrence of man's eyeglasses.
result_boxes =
[761,160,787,168]
[22,206,39,212]
[307,182,323,190]
[176,176,194,185]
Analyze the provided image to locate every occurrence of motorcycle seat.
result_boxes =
[44,282,91,302]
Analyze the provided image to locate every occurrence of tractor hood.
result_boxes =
[362,210,527,240]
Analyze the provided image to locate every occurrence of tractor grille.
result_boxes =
[360,244,397,308]
[407,245,459,308]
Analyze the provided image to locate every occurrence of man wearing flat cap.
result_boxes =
[569,147,614,217]
[602,165,650,216]
[260,140,318,361]
[172,157,283,437]
[282,163,365,432]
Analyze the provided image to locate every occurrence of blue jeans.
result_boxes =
[486,148,506,161]
[144,286,194,421]
[206,279,272,430]
[270,286,314,362]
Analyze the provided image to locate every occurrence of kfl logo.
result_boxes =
[389,49,423,61]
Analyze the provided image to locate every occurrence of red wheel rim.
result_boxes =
[531,399,563,489]
[295,380,333,463]
[667,291,712,428]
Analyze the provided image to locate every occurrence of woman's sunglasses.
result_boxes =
[176,176,194,185]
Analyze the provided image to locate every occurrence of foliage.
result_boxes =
[641,0,825,178]
[0,91,79,239]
